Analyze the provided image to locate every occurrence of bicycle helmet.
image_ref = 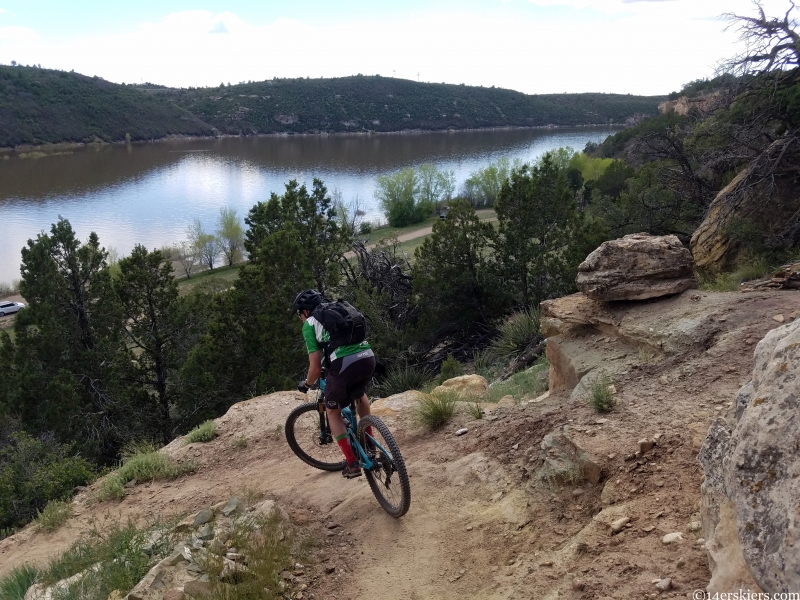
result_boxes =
[292,289,323,313]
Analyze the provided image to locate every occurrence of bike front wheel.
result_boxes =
[285,402,346,472]
[358,415,411,518]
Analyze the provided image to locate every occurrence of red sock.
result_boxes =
[336,434,357,464]
[365,426,374,442]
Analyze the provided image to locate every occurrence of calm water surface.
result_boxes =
[0,128,617,284]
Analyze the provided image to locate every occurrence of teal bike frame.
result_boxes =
[319,378,385,471]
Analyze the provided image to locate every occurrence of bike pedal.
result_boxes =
[342,463,362,479]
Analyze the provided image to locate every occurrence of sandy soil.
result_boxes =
[2,289,799,599]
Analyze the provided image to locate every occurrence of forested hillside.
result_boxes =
[0,67,213,147]
[0,66,663,147]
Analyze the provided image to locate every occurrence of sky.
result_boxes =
[0,0,794,96]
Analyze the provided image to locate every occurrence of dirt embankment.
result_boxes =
[2,289,799,599]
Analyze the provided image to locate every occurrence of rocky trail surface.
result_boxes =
[2,289,799,599]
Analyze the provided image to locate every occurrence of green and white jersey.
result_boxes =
[302,317,371,362]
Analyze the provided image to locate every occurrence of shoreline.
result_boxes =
[0,123,624,156]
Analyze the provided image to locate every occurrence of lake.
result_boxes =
[0,127,617,285]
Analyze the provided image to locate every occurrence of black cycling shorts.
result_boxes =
[324,349,376,410]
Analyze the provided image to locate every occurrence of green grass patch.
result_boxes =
[36,499,72,532]
[202,510,300,600]
[96,445,194,501]
[465,401,484,420]
[177,264,240,295]
[586,371,615,413]
[184,420,216,444]
[37,519,174,600]
[0,564,39,600]
[377,364,433,396]
[413,389,460,430]
[696,258,775,292]
[485,357,549,403]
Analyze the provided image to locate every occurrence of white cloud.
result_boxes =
[0,26,39,43]
[0,3,789,95]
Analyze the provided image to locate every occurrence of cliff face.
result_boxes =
[690,138,800,271]
[658,91,726,117]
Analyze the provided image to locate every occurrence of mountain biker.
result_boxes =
[293,289,376,479]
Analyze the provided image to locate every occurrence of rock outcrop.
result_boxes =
[690,137,800,272]
[699,318,800,593]
[576,233,696,301]
[658,91,727,117]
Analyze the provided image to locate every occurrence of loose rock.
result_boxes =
[654,578,672,592]
[193,508,213,527]
[662,532,683,544]
[610,517,630,533]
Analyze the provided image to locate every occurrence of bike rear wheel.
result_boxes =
[358,415,411,518]
[285,402,345,471]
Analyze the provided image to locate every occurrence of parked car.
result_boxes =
[0,301,25,316]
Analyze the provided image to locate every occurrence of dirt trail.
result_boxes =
[2,290,799,599]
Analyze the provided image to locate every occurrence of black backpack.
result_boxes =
[311,300,367,354]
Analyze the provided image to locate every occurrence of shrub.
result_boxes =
[413,390,459,430]
[377,364,433,396]
[359,221,372,235]
[0,432,95,531]
[473,348,505,381]
[437,355,463,385]
[184,420,216,444]
[488,307,541,361]
[0,564,39,600]
[232,436,248,449]
[36,499,72,532]
[587,371,615,413]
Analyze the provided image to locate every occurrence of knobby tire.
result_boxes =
[358,415,411,518]
[285,402,345,472]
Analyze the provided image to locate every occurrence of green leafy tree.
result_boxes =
[462,157,522,208]
[5,219,133,462]
[593,159,635,199]
[116,245,193,444]
[216,207,245,267]
[179,180,347,425]
[418,163,456,210]
[495,154,607,306]
[188,218,218,270]
[412,200,507,344]
[375,168,426,227]
[590,162,699,239]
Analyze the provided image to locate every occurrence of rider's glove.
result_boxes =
[298,380,310,394]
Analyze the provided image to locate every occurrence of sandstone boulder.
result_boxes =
[699,317,800,592]
[432,374,488,398]
[370,390,426,416]
[576,233,696,301]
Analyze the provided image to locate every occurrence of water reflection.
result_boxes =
[0,128,617,284]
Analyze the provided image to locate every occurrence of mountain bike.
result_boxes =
[285,379,411,518]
